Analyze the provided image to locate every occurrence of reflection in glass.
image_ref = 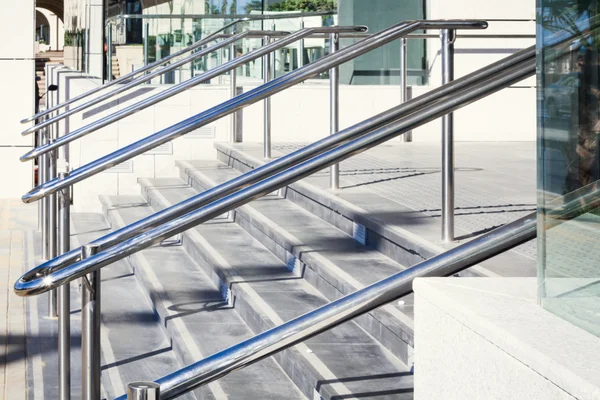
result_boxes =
[538,0,600,336]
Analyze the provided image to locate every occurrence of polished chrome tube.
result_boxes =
[143,23,150,69]
[299,19,305,68]
[16,46,534,287]
[21,31,258,137]
[263,35,272,159]
[441,29,456,242]
[329,32,340,189]
[229,42,237,142]
[128,382,160,400]
[140,212,537,399]
[58,172,71,400]
[22,21,486,202]
[400,38,411,142]
[14,56,534,297]
[48,145,58,318]
[21,27,361,162]
[81,244,101,400]
[40,134,49,260]
[107,27,113,81]
[21,18,247,124]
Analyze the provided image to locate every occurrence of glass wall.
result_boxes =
[538,0,600,336]
[104,0,426,84]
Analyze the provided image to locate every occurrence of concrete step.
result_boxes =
[214,142,537,279]
[99,195,308,400]
[175,160,415,365]
[70,213,199,400]
[136,177,413,399]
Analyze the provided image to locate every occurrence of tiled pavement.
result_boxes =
[0,200,37,400]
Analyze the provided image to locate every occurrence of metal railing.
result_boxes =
[22,44,535,288]
[116,180,600,400]
[16,43,536,400]
[20,25,368,162]
[19,19,546,400]
[22,18,248,125]
[22,30,292,137]
[21,21,485,200]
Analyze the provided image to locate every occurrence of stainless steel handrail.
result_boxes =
[128,214,539,400]
[21,20,487,201]
[22,18,247,124]
[107,10,337,22]
[21,30,291,136]
[20,25,369,159]
[18,45,535,284]
[15,52,534,296]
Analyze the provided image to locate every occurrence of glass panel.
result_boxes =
[538,0,600,336]
[102,0,427,86]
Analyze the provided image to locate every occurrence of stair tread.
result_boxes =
[136,179,413,399]
[100,196,308,400]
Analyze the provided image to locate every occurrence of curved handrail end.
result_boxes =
[20,149,38,162]
[14,276,49,297]
[21,188,44,204]
[20,116,34,124]
[21,126,36,136]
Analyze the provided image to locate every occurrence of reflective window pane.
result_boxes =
[538,0,600,336]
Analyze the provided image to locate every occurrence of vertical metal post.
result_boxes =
[48,142,58,318]
[58,172,71,400]
[263,35,272,159]
[400,37,412,142]
[298,19,305,69]
[329,32,340,190]
[230,42,237,143]
[40,131,48,261]
[441,29,456,242]
[81,244,102,400]
[127,382,160,400]
[143,22,149,68]
[107,26,113,81]
[36,129,43,230]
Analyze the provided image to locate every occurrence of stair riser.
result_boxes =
[178,168,414,365]
[139,187,348,400]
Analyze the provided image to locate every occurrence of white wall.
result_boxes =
[426,0,536,87]
[240,82,536,144]
[0,0,35,199]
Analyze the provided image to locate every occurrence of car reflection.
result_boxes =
[545,72,580,118]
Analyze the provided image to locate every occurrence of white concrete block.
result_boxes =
[0,60,35,146]
[0,0,35,58]
[0,147,33,199]
[414,278,600,400]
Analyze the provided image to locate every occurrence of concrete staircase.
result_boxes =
[75,150,418,398]
[27,140,537,398]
